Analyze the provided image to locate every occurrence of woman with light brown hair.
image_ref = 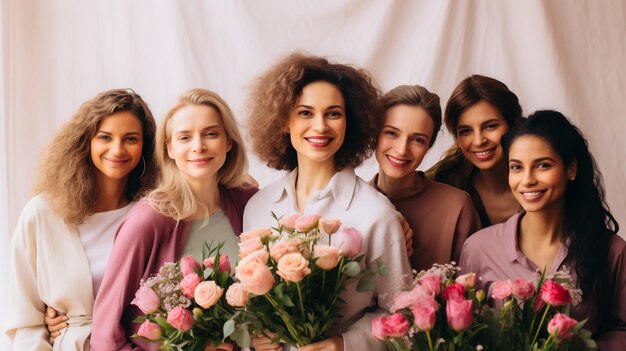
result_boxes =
[5,89,157,350]
[243,53,411,351]
[91,88,256,351]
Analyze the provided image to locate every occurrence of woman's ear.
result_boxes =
[567,159,578,181]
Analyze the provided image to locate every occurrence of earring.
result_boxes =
[569,176,575,181]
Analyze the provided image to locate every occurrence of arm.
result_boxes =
[91,204,160,351]
[595,237,626,350]
[5,206,53,350]
[451,194,482,264]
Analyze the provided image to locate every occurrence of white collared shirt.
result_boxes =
[243,167,411,351]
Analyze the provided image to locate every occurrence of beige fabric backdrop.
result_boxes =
[1,0,625,348]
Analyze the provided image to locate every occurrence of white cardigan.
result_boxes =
[6,195,99,350]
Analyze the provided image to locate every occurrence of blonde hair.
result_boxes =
[148,88,248,220]
[35,89,157,227]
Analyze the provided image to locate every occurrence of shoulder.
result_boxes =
[353,176,398,214]
[425,179,474,205]
[18,195,55,220]
[119,198,177,233]
[463,214,517,250]
[246,174,288,209]
[608,234,626,261]
[221,185,258,208]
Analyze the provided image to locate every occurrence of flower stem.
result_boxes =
[426,330,434,351]
[530,305,551,349]
[296,282,306,320]
[264,294,305,346]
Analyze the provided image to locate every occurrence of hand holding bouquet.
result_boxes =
[131,242,235,350]
[227,213,386,348]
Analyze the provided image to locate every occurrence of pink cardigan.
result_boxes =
[91,186,257,351]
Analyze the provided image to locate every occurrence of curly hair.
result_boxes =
[247,53,382,170]
[381,85,442,147]
[148,89,248,221]
[445,75,523,137]
[35,89,157,227]
[502,110,619,307]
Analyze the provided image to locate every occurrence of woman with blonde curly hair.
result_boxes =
[243,53,411,351]
[6,89,157,350]
[91,88,257,351]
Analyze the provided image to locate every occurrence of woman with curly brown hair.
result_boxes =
[6,89,157,350]
[243,53,411,351]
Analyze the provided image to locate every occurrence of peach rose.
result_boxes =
[276,253,311,283]
[269,239,301,262]
[295,215,320,232]
[239,249,270,265]
[238,236,264,258]
[319,218,341,235]
[194,281,223,308]
[239,227,273,242]
[313,245,342,270]
[279,214,301,232]
[235,258,275,295]
[455,273,477,288]
[225,282,248,307]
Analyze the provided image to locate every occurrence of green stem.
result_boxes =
[264,295,305,346]
[530,305,551,349]
[296,281,306,320]
[426,330,434,351]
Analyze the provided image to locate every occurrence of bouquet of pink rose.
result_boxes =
[479,268,597,351]
[224,212,385,348]
[372,263,487,351]
[131,242,236,350]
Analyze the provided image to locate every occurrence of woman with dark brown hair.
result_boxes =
[426,75,523,227]
[5,89,157,349]
[243,53,411,351]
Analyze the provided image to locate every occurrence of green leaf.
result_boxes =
[356,272,375,292]
[376,258,388,277]
[231,325,252,347]
[279,294,295,307]
[343,261,361,277]
[223,319,235,339]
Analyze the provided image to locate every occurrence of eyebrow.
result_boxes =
[96,130,141,136]
[294,104,345,110]
[456,118,501,129]
[509,157,556,163]
[173,125,221,135]
[383,125,430,138]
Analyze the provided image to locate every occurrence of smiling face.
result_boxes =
[456,101,509,170]
[508,135,576,214]
[375,104,434,180]
[166,104,231,185]
[90,111,143,185]
[287,81,346,169]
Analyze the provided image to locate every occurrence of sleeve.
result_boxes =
[90,204,160,351]
[342,208,411,351]
[450,194,482,264]
[595,237,626,350]
[4,206,53,350]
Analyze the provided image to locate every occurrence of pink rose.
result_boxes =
[455,273,477,288]
[419,274,442,296]
[225,282,248,307]
[277,253,311,283]
[194,281,224,308]
[239,227,273,241]
[385,313,410,337]
[319,218,341,235]
[390,285,428,312]
[534,298,546,313]
[446,299,474,332]
[512,279,535,301]
[167,306,194,331]
[540,281,572,306]
[203,255,231,274]
[410,295,439,331]
[443,283,466,301]
[239,236,264,258]
[269,239,301,262]
[180,273,203,298]
[295,215,321,232]
[547,312,578,341]
[137,320,162,340]
[131,285,160,314]
[333,227,363,258]
[313,245,342,270]
[279,214,301,232]
[491,280,513,300]
[372,315,386,340]
[235,257,275,295]
[180,255,201,276]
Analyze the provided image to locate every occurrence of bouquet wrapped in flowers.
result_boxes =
[372,263,487,351]
[480,268,597,351]
[131,242,236,350]
[225,212,385,348]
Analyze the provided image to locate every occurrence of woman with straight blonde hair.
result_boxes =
[6,89,157,350]
[91,88,257,351]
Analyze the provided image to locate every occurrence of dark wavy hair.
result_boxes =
[248,53,382,170]
[36,89,157,227]
[445,75,523,136]
[502,110,619,305]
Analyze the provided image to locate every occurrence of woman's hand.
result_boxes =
[204,342,234,351]
[251,334,282,351]
[44,306,68,345]
[299,336,344,351]
[398,214,413,257]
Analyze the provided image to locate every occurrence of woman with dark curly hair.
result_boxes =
[426,75,523,227]
[460,110,625,349]
[6,89,158,350]
[243,53,411,351]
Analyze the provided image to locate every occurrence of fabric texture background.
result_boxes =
[1,1,625,348]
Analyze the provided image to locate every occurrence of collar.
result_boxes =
[269,167,357,211]
[369,171,428,201]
